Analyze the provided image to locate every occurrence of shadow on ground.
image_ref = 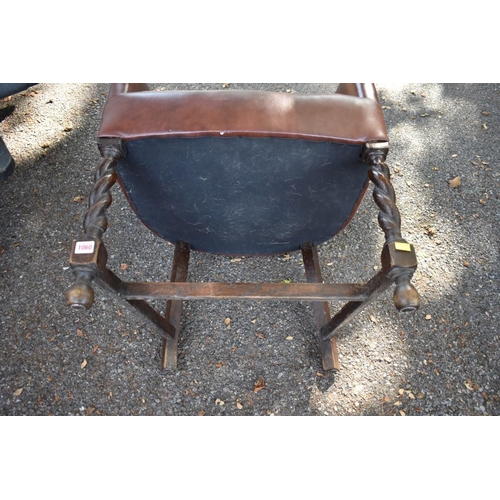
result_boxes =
[0,83,498,415]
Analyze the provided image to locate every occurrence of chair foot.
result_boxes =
[160,336,179,372]
[394,278,420,312]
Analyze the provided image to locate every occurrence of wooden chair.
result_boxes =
[66,83,420,372]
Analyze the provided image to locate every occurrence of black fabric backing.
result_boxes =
[116,137,369,255]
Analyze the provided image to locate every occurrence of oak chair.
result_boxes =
[66,83,420,372]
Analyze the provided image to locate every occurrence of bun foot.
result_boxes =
[393,279,420,312]
[66,281,95,310]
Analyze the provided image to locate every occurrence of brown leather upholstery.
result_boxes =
[98,84,388,145]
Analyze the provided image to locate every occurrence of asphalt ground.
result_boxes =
[0,83,498,418]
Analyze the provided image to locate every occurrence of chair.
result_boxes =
[66,83,420,372]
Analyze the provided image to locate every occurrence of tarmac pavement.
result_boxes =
[0,83,498,416]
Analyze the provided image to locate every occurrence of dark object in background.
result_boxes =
[0,136,15,181]
[0,83,37,181]
[0,83,37,100]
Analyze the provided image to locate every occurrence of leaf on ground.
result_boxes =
[465,379,479,391]
[81,359,88,369]
[224,317,231,326]
[120,263,128,270]
[369,314,377,323]
[13,388,24,396]
[73,195,85,203]
[285,336,293,340]
[255,332,265,339]
[448,176,461,188]
[76,329,84,337]
[253,377,266,393]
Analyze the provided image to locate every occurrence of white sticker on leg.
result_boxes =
[75,241,95,254]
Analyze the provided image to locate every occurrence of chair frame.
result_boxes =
[67,135,419,372]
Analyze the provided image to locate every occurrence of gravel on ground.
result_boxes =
[0,83,498,417]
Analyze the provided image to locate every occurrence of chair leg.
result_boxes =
[66,139,123,310]
[321,144,421,343]
[160,241,191,371]
[301,242,339,371]
[364,142,420,312]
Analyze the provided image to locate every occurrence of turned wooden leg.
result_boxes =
[321,144,420,343]
[363,142,420,312]
[66,139,123,309]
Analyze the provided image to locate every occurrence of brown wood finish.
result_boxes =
[119,281,369,302]
[161,241,191,371]
[66,140,122,311]
[363,143,420,313]
[301,242,340,371]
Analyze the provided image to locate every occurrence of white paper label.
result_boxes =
[75,241,95,254]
